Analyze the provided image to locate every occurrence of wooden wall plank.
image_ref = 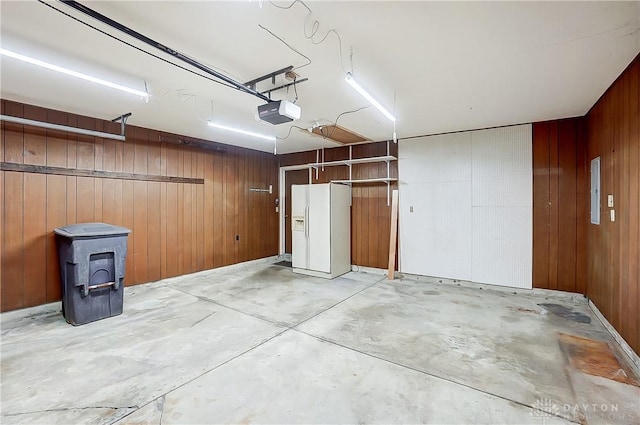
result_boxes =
[93,124,104,223]
[627,57,639,351]
[4,101,25,163]
[133,127,149,284]
[45,174,65,303]
[0,99,6,306]
[22,105,47,307]
[183,149,194,273]
[101,130,117,225]
[212,151,224,268]
[21,171,46,307]
[147,181,162,282]
[159,138,168,279]
[195,151,205,270]
[532,121,551,288]
[223,149,235,265]
[75,116,96,223]
[618,69,630,342]
[557,120,578,292]
[2,172,24,310]
[147,130,162,282]
[190,151,198,272]
[575,120,588,295]
[204,151,215,269]
[65,114,77,227]
[548,120,559,290]
[0,101,4,307]
[606,73,619,329]
[165,143,179,279]
[121,127,136,286]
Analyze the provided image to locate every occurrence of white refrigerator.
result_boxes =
[291,183,351,279]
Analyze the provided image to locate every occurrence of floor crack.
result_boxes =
[2,405,139,417]
[157,395,166,425]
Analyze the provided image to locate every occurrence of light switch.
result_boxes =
[410,206,414,213]
[607,194,614,208]
[269,185,273,194]
[610,209,615,222]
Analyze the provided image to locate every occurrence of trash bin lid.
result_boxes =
[54,222,131,238]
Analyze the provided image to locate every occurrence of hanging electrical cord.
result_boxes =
[324,105,370,139]
[37,0,249,95]
[268,0,348,73]
[276,124,308,141]
[292,78,299,104]
[258,24,312,71]
[393,92,398,143]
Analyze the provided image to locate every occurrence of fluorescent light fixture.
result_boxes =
[208,121,275,141]
[0,48,149,98]
[345,72,396,122]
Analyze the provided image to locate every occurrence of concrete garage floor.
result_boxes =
[1,261,639,425]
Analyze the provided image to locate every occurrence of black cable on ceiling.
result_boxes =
[258,24,312,71]
[59,0,271,102]
[41,0,273,102]
[37,0,241,94]
[325,105,370,139]
[268,0,348,73]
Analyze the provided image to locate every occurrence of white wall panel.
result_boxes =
[399,132,472,280]
[399,132,472,183]
[472,125,533,207]
[400,182,472,280]
[398,124,532,289]
[472,206,532,288]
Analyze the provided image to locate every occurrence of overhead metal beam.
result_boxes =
[260,78,309,96]
[243,66,293,91]
[60,0,271,103]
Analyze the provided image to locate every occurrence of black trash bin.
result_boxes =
[54,223,131,325]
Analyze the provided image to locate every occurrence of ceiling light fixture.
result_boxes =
[0,48,149,98]
[345,72,396,122]
[208,121,275,141]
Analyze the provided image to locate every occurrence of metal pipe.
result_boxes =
[0,114,126,141]
[60,0,271,103]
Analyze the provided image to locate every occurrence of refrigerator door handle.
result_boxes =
[304,205,309,239]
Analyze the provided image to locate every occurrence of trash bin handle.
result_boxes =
[83,281,116,296]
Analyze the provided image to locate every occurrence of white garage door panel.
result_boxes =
[400,182,472,280]
[472,206,533,288]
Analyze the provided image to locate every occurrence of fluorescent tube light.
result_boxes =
[208,121,275,141]
[345,72,396,122]
[0,48,149,98]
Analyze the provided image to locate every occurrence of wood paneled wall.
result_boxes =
[279,142,398,269]
[0,100,279,312]
[585,54,639,354]
[532,118,588,293]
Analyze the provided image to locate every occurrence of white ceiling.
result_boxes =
[1,1,638,154]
